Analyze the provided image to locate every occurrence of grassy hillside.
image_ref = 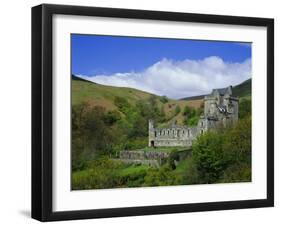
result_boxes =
[182,78,252,101]
[72,75,203,125]
[232,78,251,98]
[72,75,251,126]
[182,94,205,101]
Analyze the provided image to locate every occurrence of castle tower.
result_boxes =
[148,119,155,147]
[149,119,154,130]
[146,85,239,149]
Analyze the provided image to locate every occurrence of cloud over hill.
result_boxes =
[76,56,251,99]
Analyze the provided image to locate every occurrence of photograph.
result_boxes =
[71,34,252,190]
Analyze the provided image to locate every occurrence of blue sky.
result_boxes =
[72,34,251,99]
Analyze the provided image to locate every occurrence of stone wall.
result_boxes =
[149,123,204,147]
[118,149,191,167]
[119,150,169,160]
[119,150,170,167]
[148,86,239,147]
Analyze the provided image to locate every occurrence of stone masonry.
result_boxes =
[148,86,239,147]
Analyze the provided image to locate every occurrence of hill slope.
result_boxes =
[182,78,252,101]
[72,75,152,110]
[232,78,251,97]
[72,75,203,125]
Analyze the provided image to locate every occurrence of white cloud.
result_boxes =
[76,56,251,99]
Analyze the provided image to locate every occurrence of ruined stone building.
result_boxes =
[148,86,239,147]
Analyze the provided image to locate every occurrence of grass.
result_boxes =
[174,158,192,174]
[118,164,150,177]
[72,78,203,126]
[72,79,152,108]
[233,78,251,97]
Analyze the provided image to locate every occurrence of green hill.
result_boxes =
[72,75,203,125]
[72,75,152,110]
[232,78,252,98]
[182,78,252,101]
[181,94,205,101]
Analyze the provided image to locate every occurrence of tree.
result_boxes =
[72,103,121,171]
[160,95,169,103]
[183,105,199,126]
[72,102,90,170]
[174,105,181,115]
[103,110,121,125]
[239,98,251,119]
[192,116,252,184]
[192,131,227,183]
[114,96,131,114]
[183,105,191,116]
[222,116,251,164]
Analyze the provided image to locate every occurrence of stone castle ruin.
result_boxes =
[148,86,239,147]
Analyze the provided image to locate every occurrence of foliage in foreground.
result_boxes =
[72,95,168,171]
[192,116,251,184]
[72,96,252,189]
[72,158,183,190]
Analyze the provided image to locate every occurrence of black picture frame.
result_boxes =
[32,3,274,222]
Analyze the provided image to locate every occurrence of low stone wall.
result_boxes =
[118,159,160,167]
[119,150,170,160]
[118,149,192,167]
[118,150,171,167]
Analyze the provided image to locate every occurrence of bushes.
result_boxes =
[103,110,121,125]
[72,103,122,170]
[72,159,180,189]
[114,96,131,114]
[72,96,252,188]
[192,131,227,183]
[72,158,123,190]
[179,158,201,185]
[223,116,251,164]
[118,165,148,187]
[192,116,252,184]
[144,166,178,186]
[160,95,169,103]
[168,150,180,170]
[183,105,202,126]
[72,94,168,173]
[219,163,251,183]
[123,138,147,150]
[239,98,251,119]
[174,105,181,115]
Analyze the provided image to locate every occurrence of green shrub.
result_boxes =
[239,98,251,119]
[144,166,177,186]
[72,158,123,190]
[174,105,181,115]
[168,151,180,170]
[183,105,201,126]
[188,116,199,126]
[191,116,252,184]
[181,158,201,185]
[123,138,147,150]
[219,163,251,183]
[114,96,131,114]
[192,131,227,183]
[222,116,251,164]
[103,110,121,125]
[160,95,169,103]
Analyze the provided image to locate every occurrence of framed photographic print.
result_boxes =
[32,4,274,221]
